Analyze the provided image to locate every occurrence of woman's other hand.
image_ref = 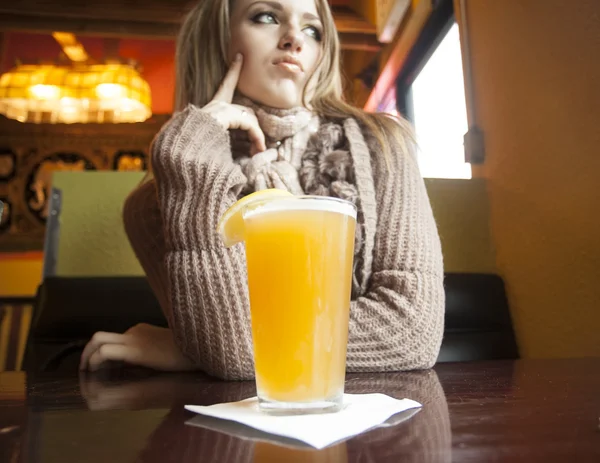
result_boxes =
[201,53,266,155]
[79,323,197,372]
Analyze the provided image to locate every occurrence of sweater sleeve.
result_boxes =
[345,131,445,371]
[150,104,256,380]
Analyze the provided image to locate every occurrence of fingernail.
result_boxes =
[235,53,242,62]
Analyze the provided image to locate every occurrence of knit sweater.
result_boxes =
[122,103,445,380]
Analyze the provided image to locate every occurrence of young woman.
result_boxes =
[79,0,445,379]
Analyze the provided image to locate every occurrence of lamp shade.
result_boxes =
[0,63,152,124]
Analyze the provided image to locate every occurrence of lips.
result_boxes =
[273,56,303,73]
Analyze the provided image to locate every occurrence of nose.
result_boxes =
[278,25,305,52]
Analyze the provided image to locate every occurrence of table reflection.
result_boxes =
[75,368,450,462]
[345,369,451,463]
[6,358,598,462]
[78,368,256,410]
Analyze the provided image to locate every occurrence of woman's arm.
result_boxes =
[122,178,171,325]
[80,56,267,376]
[346,129,445,371]
[150,105,256,380]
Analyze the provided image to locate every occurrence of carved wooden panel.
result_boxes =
[0,114,169,251]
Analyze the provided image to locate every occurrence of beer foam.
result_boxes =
[244,197,357,220]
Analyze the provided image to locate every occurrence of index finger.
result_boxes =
[213,53,243,102]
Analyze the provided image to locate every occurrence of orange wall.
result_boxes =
[1,32,175,114]
[0,252,43,297]
[115,38,175,115]
[462,0,600,358]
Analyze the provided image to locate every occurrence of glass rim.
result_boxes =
[242,194,357,219]
[294,195,356,207]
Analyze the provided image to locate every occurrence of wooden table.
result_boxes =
[1,358,599,462]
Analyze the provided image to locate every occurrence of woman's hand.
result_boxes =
[201,53,266,155]
[79,324,197,372]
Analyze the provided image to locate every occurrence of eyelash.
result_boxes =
[251,12,323,42]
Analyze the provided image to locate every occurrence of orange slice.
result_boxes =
[217,189,293,247]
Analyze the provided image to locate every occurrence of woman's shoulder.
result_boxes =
[338,113,416,171]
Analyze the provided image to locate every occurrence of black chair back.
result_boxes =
[438,273,519,362]
[24,276,167,373]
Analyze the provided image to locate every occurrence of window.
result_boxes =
[410,23,471,179]
[396,1,471,179]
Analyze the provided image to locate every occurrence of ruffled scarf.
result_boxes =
[230,95,318,195]
[230,95,373,296]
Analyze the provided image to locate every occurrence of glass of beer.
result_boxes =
[242,196,357,414]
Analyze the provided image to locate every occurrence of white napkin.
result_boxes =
[185,393,422,449]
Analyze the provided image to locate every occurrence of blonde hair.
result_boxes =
[175,0,414,163]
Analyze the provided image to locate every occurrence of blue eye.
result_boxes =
[304,26,322,42]
[252,12,277,24]
[250,11,322,42]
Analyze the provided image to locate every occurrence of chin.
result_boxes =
[241,82,303,109]
[270,98,302,109]
[254,93,301,109]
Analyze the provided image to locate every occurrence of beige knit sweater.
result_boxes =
[123,103,445,380]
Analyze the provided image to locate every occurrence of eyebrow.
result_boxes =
[248,1,321,22]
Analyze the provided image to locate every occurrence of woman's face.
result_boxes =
[229,0,324,109]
